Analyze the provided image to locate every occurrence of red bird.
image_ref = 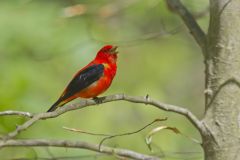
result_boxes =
[47,45,118,112]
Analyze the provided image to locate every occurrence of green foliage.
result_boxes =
[0,0,208,159]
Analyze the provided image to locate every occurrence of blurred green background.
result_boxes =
[0,0,208,159]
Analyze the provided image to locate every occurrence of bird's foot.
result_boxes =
[93,97,105,104]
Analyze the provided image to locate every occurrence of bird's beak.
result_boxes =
[109,46,118,54]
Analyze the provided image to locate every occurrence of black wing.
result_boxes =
[61,64,104,100]
[47,64,104,112]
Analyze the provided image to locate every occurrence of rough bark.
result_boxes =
[203,0,240,159]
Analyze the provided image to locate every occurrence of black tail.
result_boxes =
[47,99,62,112]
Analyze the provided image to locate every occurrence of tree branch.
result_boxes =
[166,0,207,53]
[0,110,33,118]
[63,118,168,150]
[0,139,160,160]
[2,94,205,140]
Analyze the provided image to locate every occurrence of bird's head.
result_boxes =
[95,45,118,64]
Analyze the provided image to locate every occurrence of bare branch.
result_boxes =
[64,118,168,150]
[87,24,181,47]
[63,118,168,151]
[63,126,111,136]
[0,139,160,160]
[166,0,207,53]
[0,110,33,118]
[2,94,205,140]
[98,118,167,150]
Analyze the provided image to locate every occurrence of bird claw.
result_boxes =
[93,97,105,104]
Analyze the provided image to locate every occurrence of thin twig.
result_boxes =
[98,118,168,150]
[64,118,168,150]
[0,139,160,160]
[63,126,111,136]
[166,0,207,53]
[0,110,33,118]
[2,94,205,140]
[87,23,181,47]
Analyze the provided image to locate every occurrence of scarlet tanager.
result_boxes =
[47,45,118,112]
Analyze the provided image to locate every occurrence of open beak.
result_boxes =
[109,46,118,54]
